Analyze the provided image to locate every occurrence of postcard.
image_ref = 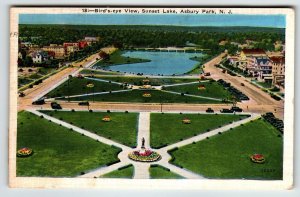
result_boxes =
[9,7,294,190]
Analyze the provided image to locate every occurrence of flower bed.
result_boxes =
[17,147,33,157]
[102,115,111,122]
[128,149,161,162]
[86,83,94,88]
[182,118,191,124]
[142,92,151,97]
[198,85,206,90]
[250,154,265,164]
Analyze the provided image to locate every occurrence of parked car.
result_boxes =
[78,101,89,106]
[204,72,211,76]
[220,108,233,113]
[32,98,45,105]
[51,102,62,109]
[206,108,214,113]
[19,92,25,97]
[231,106,243,112]
[241,83,245,86]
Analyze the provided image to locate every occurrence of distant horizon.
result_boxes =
[19,14,286,28]
[19,23,285,29]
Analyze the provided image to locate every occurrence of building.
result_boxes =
[42,45,65,58]
[63,42,80,55]
[31,51,49,63]
[79,41,88,49]
[240,49,267,60]
[84,36,100,42]
[271,56,285,87]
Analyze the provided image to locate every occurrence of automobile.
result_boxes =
[51,102,62,109]
[206,108,214,113]
[204,72,211,76]
[241,83,245,86]
[19,92,25,97]
[32,98,45,105]
[231,106,243,112]
[78,101,90,106]
[220,108,234,113]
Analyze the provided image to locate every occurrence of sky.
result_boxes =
[19,14,286,28]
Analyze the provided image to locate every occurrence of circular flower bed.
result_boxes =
[86,83,94,88]
[182,118,191,124]
[198,85,206,90]
[142,79,150,84]
[250,154,265,164]
[17,147,33,157]
[102,115,111,122]
[128,149,161,162]
[142,92,151,97]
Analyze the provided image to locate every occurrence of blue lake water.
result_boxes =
[95,51,204,75]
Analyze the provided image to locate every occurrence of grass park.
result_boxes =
[149,165,183,179]
[40,110,139,147]
[46,77,125,98]
[17,111,121,177]
[168,119,283,180]
[150,113,249,148]
[100,164,134,178]
[61,89,224,104]
[164,81,232,99]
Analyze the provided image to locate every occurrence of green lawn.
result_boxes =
[164,81,232,99]
[94,50,151,67]
[100,164,134,178]
[256,81,273,89]
[17,111,121,177]
[61,89,224,104]
[40,110,138,147]
[150,113,248,148]
[169,119,283,180]
[46,77,124,98]
[149,165,183,179]
[93,76,198,86]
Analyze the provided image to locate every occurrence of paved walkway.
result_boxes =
[79,161,130,178]
[27,109,261,179]
[163,80,209,87]
[28,109,130,151]
[51,89,132,100]
[85,77,124,85]
[161,113,260,151]
[161,90,222,101]
[137,112,150,149]
[133,163,151,179]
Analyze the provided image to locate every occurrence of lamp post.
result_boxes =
[159,94,163,113]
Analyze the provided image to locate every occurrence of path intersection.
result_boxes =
[28,109,260,179]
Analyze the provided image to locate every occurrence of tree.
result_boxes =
[23,56,33,67]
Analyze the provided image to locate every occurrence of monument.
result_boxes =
[128,137,161,162]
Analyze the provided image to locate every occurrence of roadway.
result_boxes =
[18,51,284,119]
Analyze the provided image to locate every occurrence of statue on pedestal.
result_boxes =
[141,137,145,149]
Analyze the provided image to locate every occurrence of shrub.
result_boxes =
[40,115,44,118]
[218,132,222,135]
[206,137,209,139]
[125,111,129,113]
[71,109,75,112]
[107,110,111,113]
[89,109,93,112]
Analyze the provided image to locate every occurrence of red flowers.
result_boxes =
[250,154,265,163]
